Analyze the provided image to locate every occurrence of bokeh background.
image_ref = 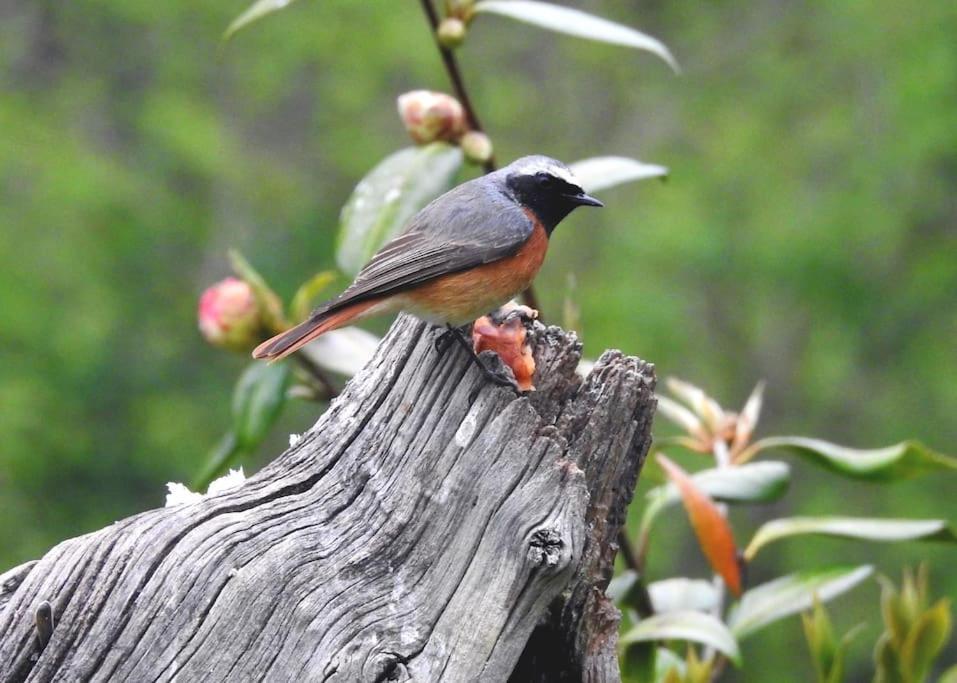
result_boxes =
[1,0,954,678]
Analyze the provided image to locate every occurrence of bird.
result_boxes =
[252,155,603,386]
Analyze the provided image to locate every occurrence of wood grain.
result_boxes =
[0,314,655,682]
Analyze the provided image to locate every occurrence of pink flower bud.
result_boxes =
[460,130,493,165]
[198,277,262,352]
[397,90,467,144]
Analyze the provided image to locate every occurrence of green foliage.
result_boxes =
[473,1,679,72]
[745,517,956,561]
[1,1,956,681]
[194,361,291,489]
[335,143,463,276]
[873,566,953,683]
[727,566,873,641]
[741,437,957,481]
[620,610,741,667]
[801,598,862,683]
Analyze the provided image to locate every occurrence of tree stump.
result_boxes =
[0,314,655,682]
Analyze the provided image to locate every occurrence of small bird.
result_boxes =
[253,155,602,385]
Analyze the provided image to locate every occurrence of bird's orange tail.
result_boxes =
[252,299,381,361]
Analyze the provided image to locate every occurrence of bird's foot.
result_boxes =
[433,324,522,396]
[488,303,538,326]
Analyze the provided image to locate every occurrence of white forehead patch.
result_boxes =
[515,158,581,187]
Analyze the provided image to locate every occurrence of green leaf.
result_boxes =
[569,156,668,193]
[620,610,742,666]
[336,144,463,276]
[728,566,874,640]
[232,361,292,448]
[620,640,656,683]
[939,663,957,683]
[745,517,955,561]
[473,1,679,73]
[639,461,790,541]
[899,599,952,683]
[194,361,291,489]
[228,249,286,332]
[223,0,298,41]
[290,270,337,323]
[192,431,242,491]
[745,436,957,481]
[647,578,720,614]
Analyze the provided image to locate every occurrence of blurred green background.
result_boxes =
[1,0,954,678]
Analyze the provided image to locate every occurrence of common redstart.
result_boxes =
[253,155,602,386]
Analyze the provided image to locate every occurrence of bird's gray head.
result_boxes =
[498,155,603,234]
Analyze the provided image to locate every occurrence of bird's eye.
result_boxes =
[537,174,555,189]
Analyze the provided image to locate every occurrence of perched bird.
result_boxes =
[253,155,602,386]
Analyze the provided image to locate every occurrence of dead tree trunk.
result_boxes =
[0,314,655,682]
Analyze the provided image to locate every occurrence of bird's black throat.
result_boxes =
[506,173,590,235]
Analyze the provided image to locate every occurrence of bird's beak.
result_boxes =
[572,191,603,208]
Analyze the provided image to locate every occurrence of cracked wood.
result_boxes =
[0,314,655,682]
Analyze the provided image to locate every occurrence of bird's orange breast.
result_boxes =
[403,219,548,324]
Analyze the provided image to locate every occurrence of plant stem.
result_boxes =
[419,0,495,172]
[418,0,542,311]
[293,353,338,400]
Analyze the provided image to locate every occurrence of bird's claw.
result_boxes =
[488,304,538,327]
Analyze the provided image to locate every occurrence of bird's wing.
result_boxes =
[321,190,533,314]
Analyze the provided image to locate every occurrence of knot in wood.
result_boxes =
[527,527,565,568]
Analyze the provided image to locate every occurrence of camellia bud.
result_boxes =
[437,18,466,48]
[443,0,475,21]
[460,130,493,165]
[397,90,467,144]
[198,277,263,352]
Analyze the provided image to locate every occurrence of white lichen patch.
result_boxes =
[164,467,246,508]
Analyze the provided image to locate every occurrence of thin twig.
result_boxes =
[293,353,338,400]
[418,0,542,310]
[418,0,495,172]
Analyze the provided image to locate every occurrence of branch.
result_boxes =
[419,0,496,173]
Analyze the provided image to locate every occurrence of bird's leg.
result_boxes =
[435,324,519,392]
[433,324,464,355]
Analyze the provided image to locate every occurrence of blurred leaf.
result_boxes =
[741,436,957,480]
[474,1,679,72]
[299,326,380,377]
[336,143,463,276]
[224,0,298,41]
[728,566,873,640]
[939,664,957,683]
[620,640,656,683]
[569,156,668,193]
[648,578,720,614]
[899,599,952,683]
[666,378,726,433]
[232,361,291,448]
[607,569,639,602]
[193,431,241,492]
[658,455,741,595]
[654,648,687,682]
[731,380,765,455]
[655,395,704,438]
[228,249,286,332]
[745,517,956,561]
[290,271,337,323]
[639,462,789,565]
[802,597,838,683]
[619,610,741,666]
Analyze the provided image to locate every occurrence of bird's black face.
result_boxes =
[506,170,603,234]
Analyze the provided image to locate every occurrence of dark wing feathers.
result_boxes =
[314,184,532,317]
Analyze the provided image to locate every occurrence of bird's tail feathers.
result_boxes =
[252,299,381,361]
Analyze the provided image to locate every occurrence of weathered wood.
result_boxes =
[0,314,655,682]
